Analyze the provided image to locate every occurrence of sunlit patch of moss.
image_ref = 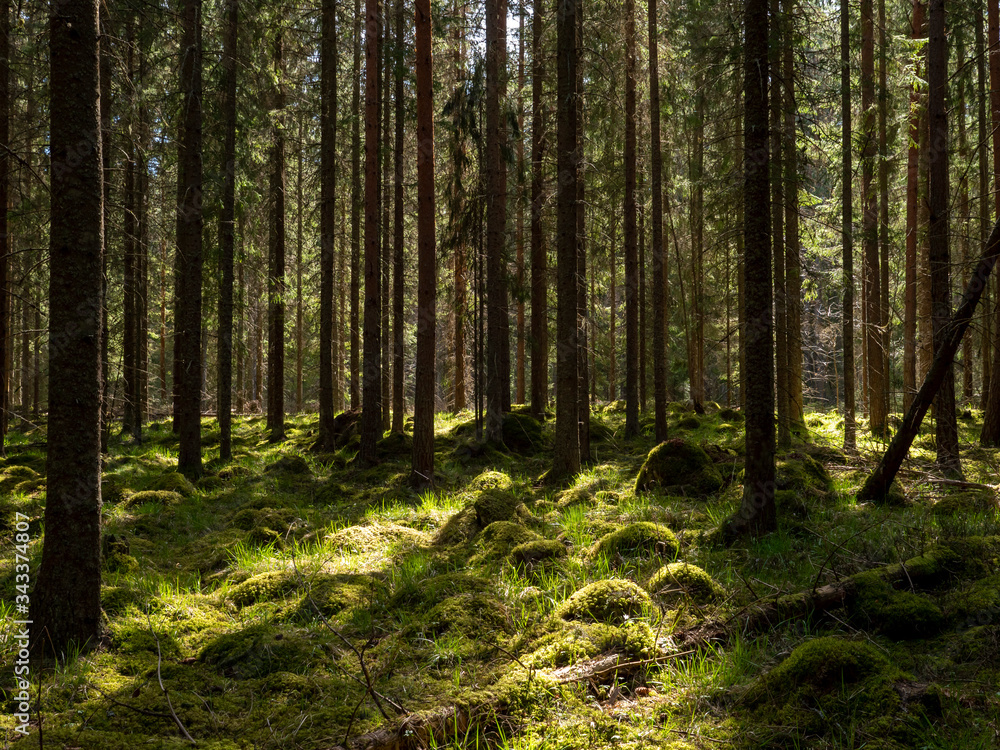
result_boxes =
[265,453,312,475]
[557,579,653,623]
[426,592,512,638]
[635,440,723,496]
[524,619,656,668]
[123,489,184,509]
[592,521,680,561]
[326,520,429,554]
[149,470,196,497]
[646,562,724,605]
[199,623,333,678]
[510,539,568,568]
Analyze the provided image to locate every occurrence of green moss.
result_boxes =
[635,439,723,496]
[603,400,627,414]
[101,585,148,616]
[123,489,184,509]
[646,562,724,605]
[718,407,744,423]
[217,464,253,480]
[228,570,300,607]
[676,416,701,430]
[150,470,196,497]
[480,520,541,556]
[473,489,523,527]
[592,521,679,560]
[932,492,997,516]
[229,506,297,546]
[377,431,412,456]
[775,452,834,496]
[389,572,492,610]
[101,474,130,504]
[433,506,480,545]
[501,412,545,453]
[556,485,592,509]
[557,579,653,623]
[265,454,312,475]
[469,469,514,492]
[0,465,39,493]
[199,624,331,678]
[851,571,944,639]
[326,521,428,554]
[299,574,386,620]
[525,619,655,668]
[510,539,567,568]
[12,478,44,495]
[589,417,616,442]
[750,637,896,699]
[196,475,223,491]
[942,575,1000,624]
[427,592,511,637]
[102,533,139,573]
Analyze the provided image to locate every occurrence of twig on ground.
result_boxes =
[146,613,195,743]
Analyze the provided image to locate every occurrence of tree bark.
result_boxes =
[725,0,774,539]
[392,0,405,434]
[981,0,1000,444]
[552,0,580,478]
[842,0,856,451]
[515,6,526,406]
[31,0,104,655]
[267,28,286,443]
[351,0,362,411]
[576,0,590,461]
[175,0,203,478]
[530,0,547,417]
[359,0,383,463]
[412,0,436,488]
[770,0,788,448]
[649,0,666,443]
[381,14,391,432]
[318,0,338,450]
[904,1,924,414]
[219,0,238,460]
[0,0,7,453]
[783,0,803,435]
[623,0,639,438]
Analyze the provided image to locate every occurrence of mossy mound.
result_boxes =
[299,574,386,620]
[378,431,412,456]
[501,412,545,453]
[12,478,44,495]
[265,454,312,475]
[676,416,701,430]
[557,579,653,623]
[510,539,567,568]
[592,522,679,561]
[469,469,514,492]
[101,475,130,504]
[646,562,724,605]
[327,521,428,554]
[635,439,723,496]
[199,624,330,678]
[718,407,744,423]
[0,465,39,493]
[101,585,149,616]
[523,619,655,669]
[427,592,512,637]
[227,570,300,608]
[433,506,480,545]
[389,572,493,610]
[150,470,196,497]
[556,485,592,509]
[196,475,223,491]
[941,575,1000,626]
[123,489,184,509]
[603,400,627,414]
[218,464,253,480]
[932,491,998,516]
[480,520,541,557]
[589,417,615,442]
[473,489,523,527]
[229,506,297,546]
[851,571,945,639]
[775,452,834,497]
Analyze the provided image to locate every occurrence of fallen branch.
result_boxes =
[148,613,196,744]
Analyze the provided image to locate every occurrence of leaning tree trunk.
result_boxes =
[31,0,104,655]
[412,0,436,488]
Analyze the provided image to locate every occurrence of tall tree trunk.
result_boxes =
[783,0,803,435]
[351,0,362,410]
[649,0,666,440]
[267,28,286,442]
[413,0,436,487]
[552,0,580,478]
[576,0,590,460]
[623,0,639,437]
[904,1,924,414]
[958,36,972,403]
[319,0,338,450]
[485,0,509,444]
[981,0,1000,444]
[100,7,111,450]
[381,14,391,432]
[32,0,104,656]
[927,0,961,476]
[979,0,992,408]
[175,0,203,478]
[691,91,706,409]
[515,6,526,405]
[725,0,774,539]
[392,0,405,433]
[359,0,383,463]
[861,0,886,434]
[770,0,788,447]
[219,0,237,460]
[122,16,137,438]
[877,0,890,420]
[842,0,855,451]
[296,114,304,413]
[530,0,547,417]
[0,0,7,453]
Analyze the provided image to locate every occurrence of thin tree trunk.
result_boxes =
[0,0,7,453]
[413,0,436,487]
[100,8,111,450]
[843,0,856,451]
[770,0,788,447]
[576,0,590,460]
[623,0,638,437]
[958,36,972,403]
[649,0,666,442]
[267,28,286,442]
[783,0,803,435]
[359,0,383,463]
[219,0,237,459]
[381,14,391,432]
[515,6,526,405]
[296,114,304,414]
[979,0,992,408]
[981,0,1000,444]
[904,1,924,414]
[319,0,338,449]
[877,0,890,419]
[122,16,137,437]
[392,0,405,433]
[530,0,547,417]
[351,0,362,410]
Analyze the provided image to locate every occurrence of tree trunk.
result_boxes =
[318,0,338,450]
[0,0,7,453]
[770,0,788,447]
[530,0,547,417]
[100,9,111,450]
[175,0,203,478]
[979,0,992,409]
[392,0,405,433]
[351,0,362,411]
[842,0,856,451]
[219,0,237,460]
[412,0,436,488]
[783,0,803,435]
[877,0,890,420]
[725,0,774,539]
[296,114,304,414]
[32,0,104,655]
[904,1,924,414]
[623,0,638,437]
[381,15,391,432]
[515,6,526,406]
[576,0,590,461]
[981,0,1000,444]
[359,0,383,463]
[267,28,286,443]
[552,0,580,478]
[122,16,137,438]
[649,0,666,442]
[485,0,509,444]
[958,36,972,403]
[927,0,961,476]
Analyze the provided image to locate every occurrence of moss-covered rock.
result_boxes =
[265,454,312,475]
[589,417,615,443]
[101,585,148,616]
[718,407,744,423]
[227,570,300,608]
[377,431,412,457]
[635,439,723,496]
[932,491,998,516]
[501,412,545,453]
[123,489,184,509]
[473,489,523,527]
[603,400,627,414]
[646,562,724,605]
[12,478,44,495]
[480,520,540,554]
[851,571,945,639]
[102,533,139,573]
[524,619,655,668]
[101,474,130,504]
[775,452,834,496]
[509,539,567,568]
[327,521,428,554]
[592,521,679,561]
[676,416,701,430]
[556,485,592,509]
[229,506,297,546]
[469,469,514,493]
[218,464,253,480]
[427,592,511,637]
[557,579,653,623]
[0,465,39,493]
[150,470,196,497]
[199,624,330,678]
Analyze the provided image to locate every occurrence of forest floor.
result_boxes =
[2,401,1000,749]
